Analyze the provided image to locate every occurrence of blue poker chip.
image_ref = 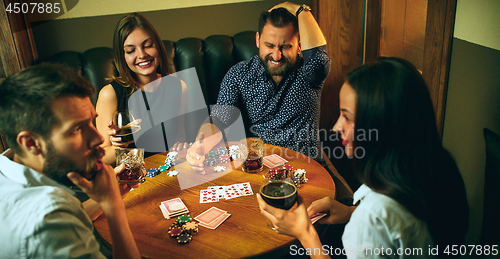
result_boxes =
[146,168,160,177]
[167,170,179,177]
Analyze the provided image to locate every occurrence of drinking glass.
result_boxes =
[116,148,145,183]
[260,175,298,229]
[112,110,141,143]
[239,138,263,173]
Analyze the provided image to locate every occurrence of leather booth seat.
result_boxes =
[47,31,257,107]
[46,31,258,142]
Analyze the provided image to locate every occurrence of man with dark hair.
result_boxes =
[187,2,330,173]
[0,63,140,258]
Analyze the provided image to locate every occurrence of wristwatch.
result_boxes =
[296,4,311,17]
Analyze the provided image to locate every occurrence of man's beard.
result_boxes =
[260,53,300,77]
[42,142,104,187]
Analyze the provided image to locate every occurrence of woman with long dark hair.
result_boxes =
[96,13,189,164]
[257,57,468,258]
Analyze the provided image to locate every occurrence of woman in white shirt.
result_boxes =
[257,57,468,258]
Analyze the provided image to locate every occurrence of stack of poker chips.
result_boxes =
[167,215,197,244]
[204,151,219,167]
[293,169,308,184]
[228,145,241,161]
[165,151,178,167]
[282,165,294,178]
[267,168,288,180]
[146,168,160,177]
[217,155,230,164]
[217,146,229,156]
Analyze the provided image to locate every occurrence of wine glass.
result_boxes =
[112,110,141,144]
[260,173,298,229]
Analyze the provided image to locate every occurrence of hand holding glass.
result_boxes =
[116,148,145,183]
[112,110,141,143]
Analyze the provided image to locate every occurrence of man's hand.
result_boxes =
[67,161,121,204]
[268,1,300,15]
[186,132,208,174]
[307,196,356,225]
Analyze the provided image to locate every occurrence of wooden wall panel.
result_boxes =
[422,0,457,137]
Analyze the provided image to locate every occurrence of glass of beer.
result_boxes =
[112,110,141,143]
[239,138,264,173]
[260,176,298,229]
[116,148,145,183]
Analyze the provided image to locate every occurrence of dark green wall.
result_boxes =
[32,0,306,60]
[443,38,500,247]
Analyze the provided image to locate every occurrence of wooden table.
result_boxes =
[94,144,335,258]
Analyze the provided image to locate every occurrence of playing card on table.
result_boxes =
[310,213,328,224]
[159,198,189,219]
[207,186,227,199]
[224,184,243,199]
[194,207,227,225]
[236,182,253,196]
[199,213,231,230]
[200,189,219,203]
[263,154,288,168]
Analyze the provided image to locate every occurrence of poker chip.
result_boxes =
[182,221,199,235]
[176,232,192,244]
[217,155,230,164]
[167,170,179,177]
[158,164,170,172]
[176,215,192,224]
[229,145,239,151]
[169,221,182,230]
[146,168,160,177]
[206,151,219,158]
[167,151,178,159]
[204,157,217,167]
[168,227,183,237]
[267,168,288,180]
[293,169,308,183]
[217,146,229,156]
[213,166,226,172]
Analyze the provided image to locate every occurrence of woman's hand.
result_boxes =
[256,194,317,241]
[107,119,141,148]
[307,196,356,225]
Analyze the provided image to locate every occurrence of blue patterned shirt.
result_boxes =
[211,46,330,159]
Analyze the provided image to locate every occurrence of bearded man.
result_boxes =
[187,2,330,173]
[0,63,140,258]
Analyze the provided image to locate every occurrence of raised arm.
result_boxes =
[68,162,140,259]
[269,2,326,50]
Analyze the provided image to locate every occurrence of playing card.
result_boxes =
[194,207,227,225]
[263,154,288,168]
[310,213,328,224]
[199,213,231,230]
[236,182,253,196]
[161,198,187,215]
[224,184,243,199]
[159,204,170,219]
[200,189,219,203]
[208,186,227,199]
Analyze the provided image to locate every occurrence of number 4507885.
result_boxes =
[5,2,61,14]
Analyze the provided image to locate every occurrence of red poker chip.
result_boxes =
[168,227,183,237]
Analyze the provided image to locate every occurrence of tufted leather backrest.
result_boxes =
[46,31,258,107]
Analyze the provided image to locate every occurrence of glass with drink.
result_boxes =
[116,148,145,183]
[239,138,263,173]
[260,173,298,229]
[112,110,141,143]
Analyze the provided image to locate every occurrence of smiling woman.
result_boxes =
[95,13,189,165]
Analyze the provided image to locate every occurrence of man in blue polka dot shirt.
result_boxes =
[187,2,330,174]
